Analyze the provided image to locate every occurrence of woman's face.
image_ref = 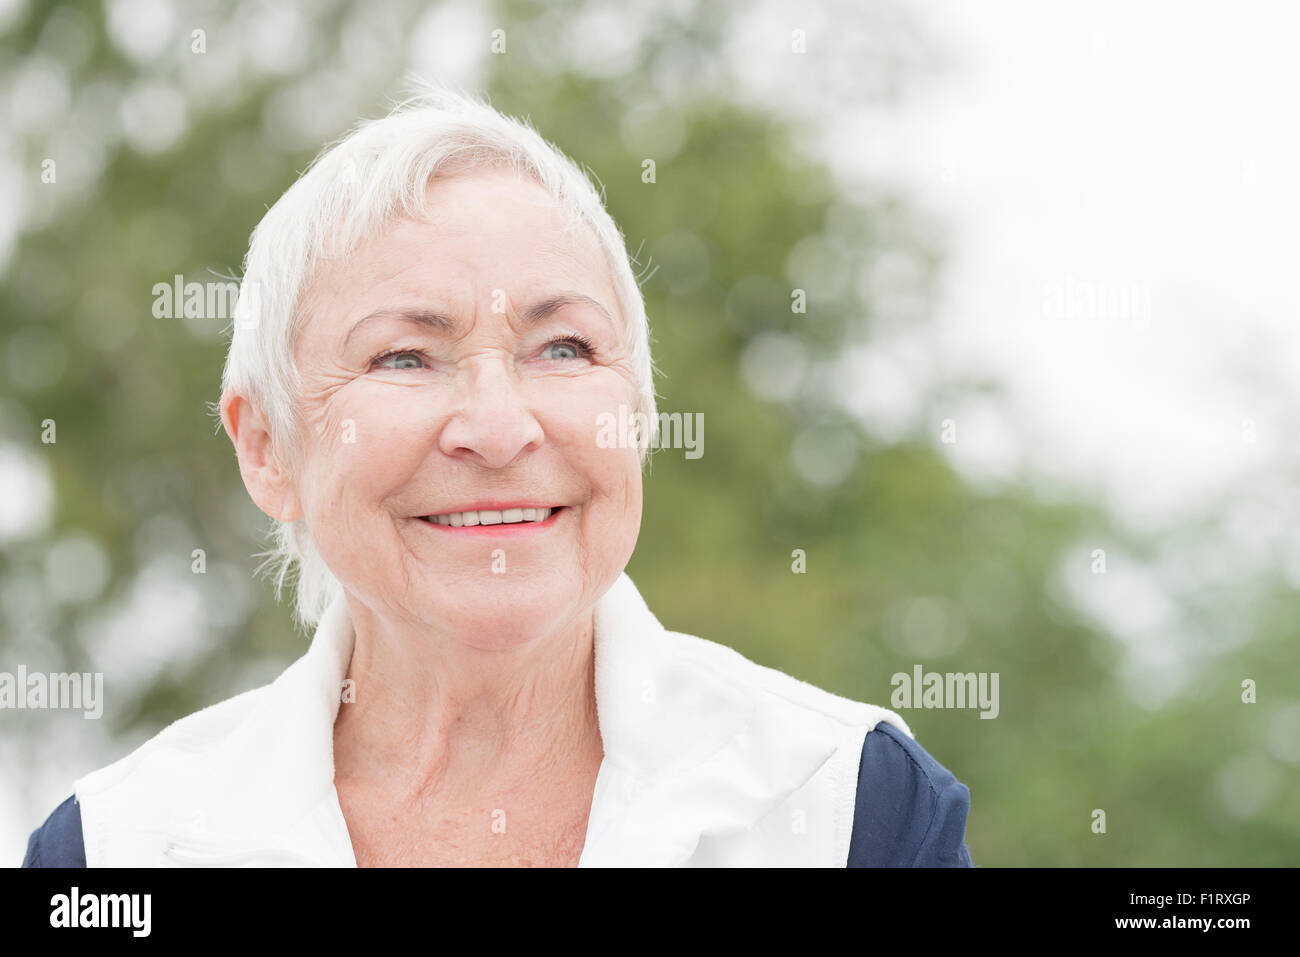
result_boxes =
[285,168,643,647]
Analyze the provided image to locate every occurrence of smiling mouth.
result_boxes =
[419,506,564,527]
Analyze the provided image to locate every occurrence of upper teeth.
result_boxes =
[427,507,553,527]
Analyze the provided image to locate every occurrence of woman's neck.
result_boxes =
[331,599,603,800]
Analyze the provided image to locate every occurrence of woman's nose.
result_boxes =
[436,357,545,469]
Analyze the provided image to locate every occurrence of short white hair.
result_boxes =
[220,80,660,629]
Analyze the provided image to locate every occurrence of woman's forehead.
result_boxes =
[298,179,618,336]
[421,166,564,220]
[367,175,592,269]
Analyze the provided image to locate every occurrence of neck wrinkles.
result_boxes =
[331,599,602,799]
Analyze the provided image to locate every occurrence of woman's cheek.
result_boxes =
[340,385,433,447]
[299,391,425,511]
[541,374,638,446]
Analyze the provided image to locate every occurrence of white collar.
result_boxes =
[77,572,905,866]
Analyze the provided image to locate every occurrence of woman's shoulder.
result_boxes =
[657,628,973,866]
[18,686,262,868]
[74,681,275,797]
[25,682,280,867]
[662,626,911,730]
[848,721,974,867]
[22,794,86,867]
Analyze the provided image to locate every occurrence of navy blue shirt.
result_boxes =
[23,721,972,867]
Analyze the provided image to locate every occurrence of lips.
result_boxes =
[422,506,555,527]
[417,505,568,530]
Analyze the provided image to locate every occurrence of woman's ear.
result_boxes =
[220,389,304,522]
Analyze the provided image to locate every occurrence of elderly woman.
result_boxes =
[23,86,972,868]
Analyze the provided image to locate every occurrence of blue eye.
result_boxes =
[542,335,596,361]
[372,350,427,370]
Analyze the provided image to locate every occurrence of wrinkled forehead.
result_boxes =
[294,169,622,342]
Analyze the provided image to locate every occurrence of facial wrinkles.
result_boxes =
[283,180,641,563]
[288,323,637,550]
[293,207,635,421]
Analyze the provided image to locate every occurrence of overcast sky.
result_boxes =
[824,0,1300,532]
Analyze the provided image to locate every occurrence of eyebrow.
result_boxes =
[342,292,615,349]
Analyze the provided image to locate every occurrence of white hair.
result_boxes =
[219,80,660,629]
